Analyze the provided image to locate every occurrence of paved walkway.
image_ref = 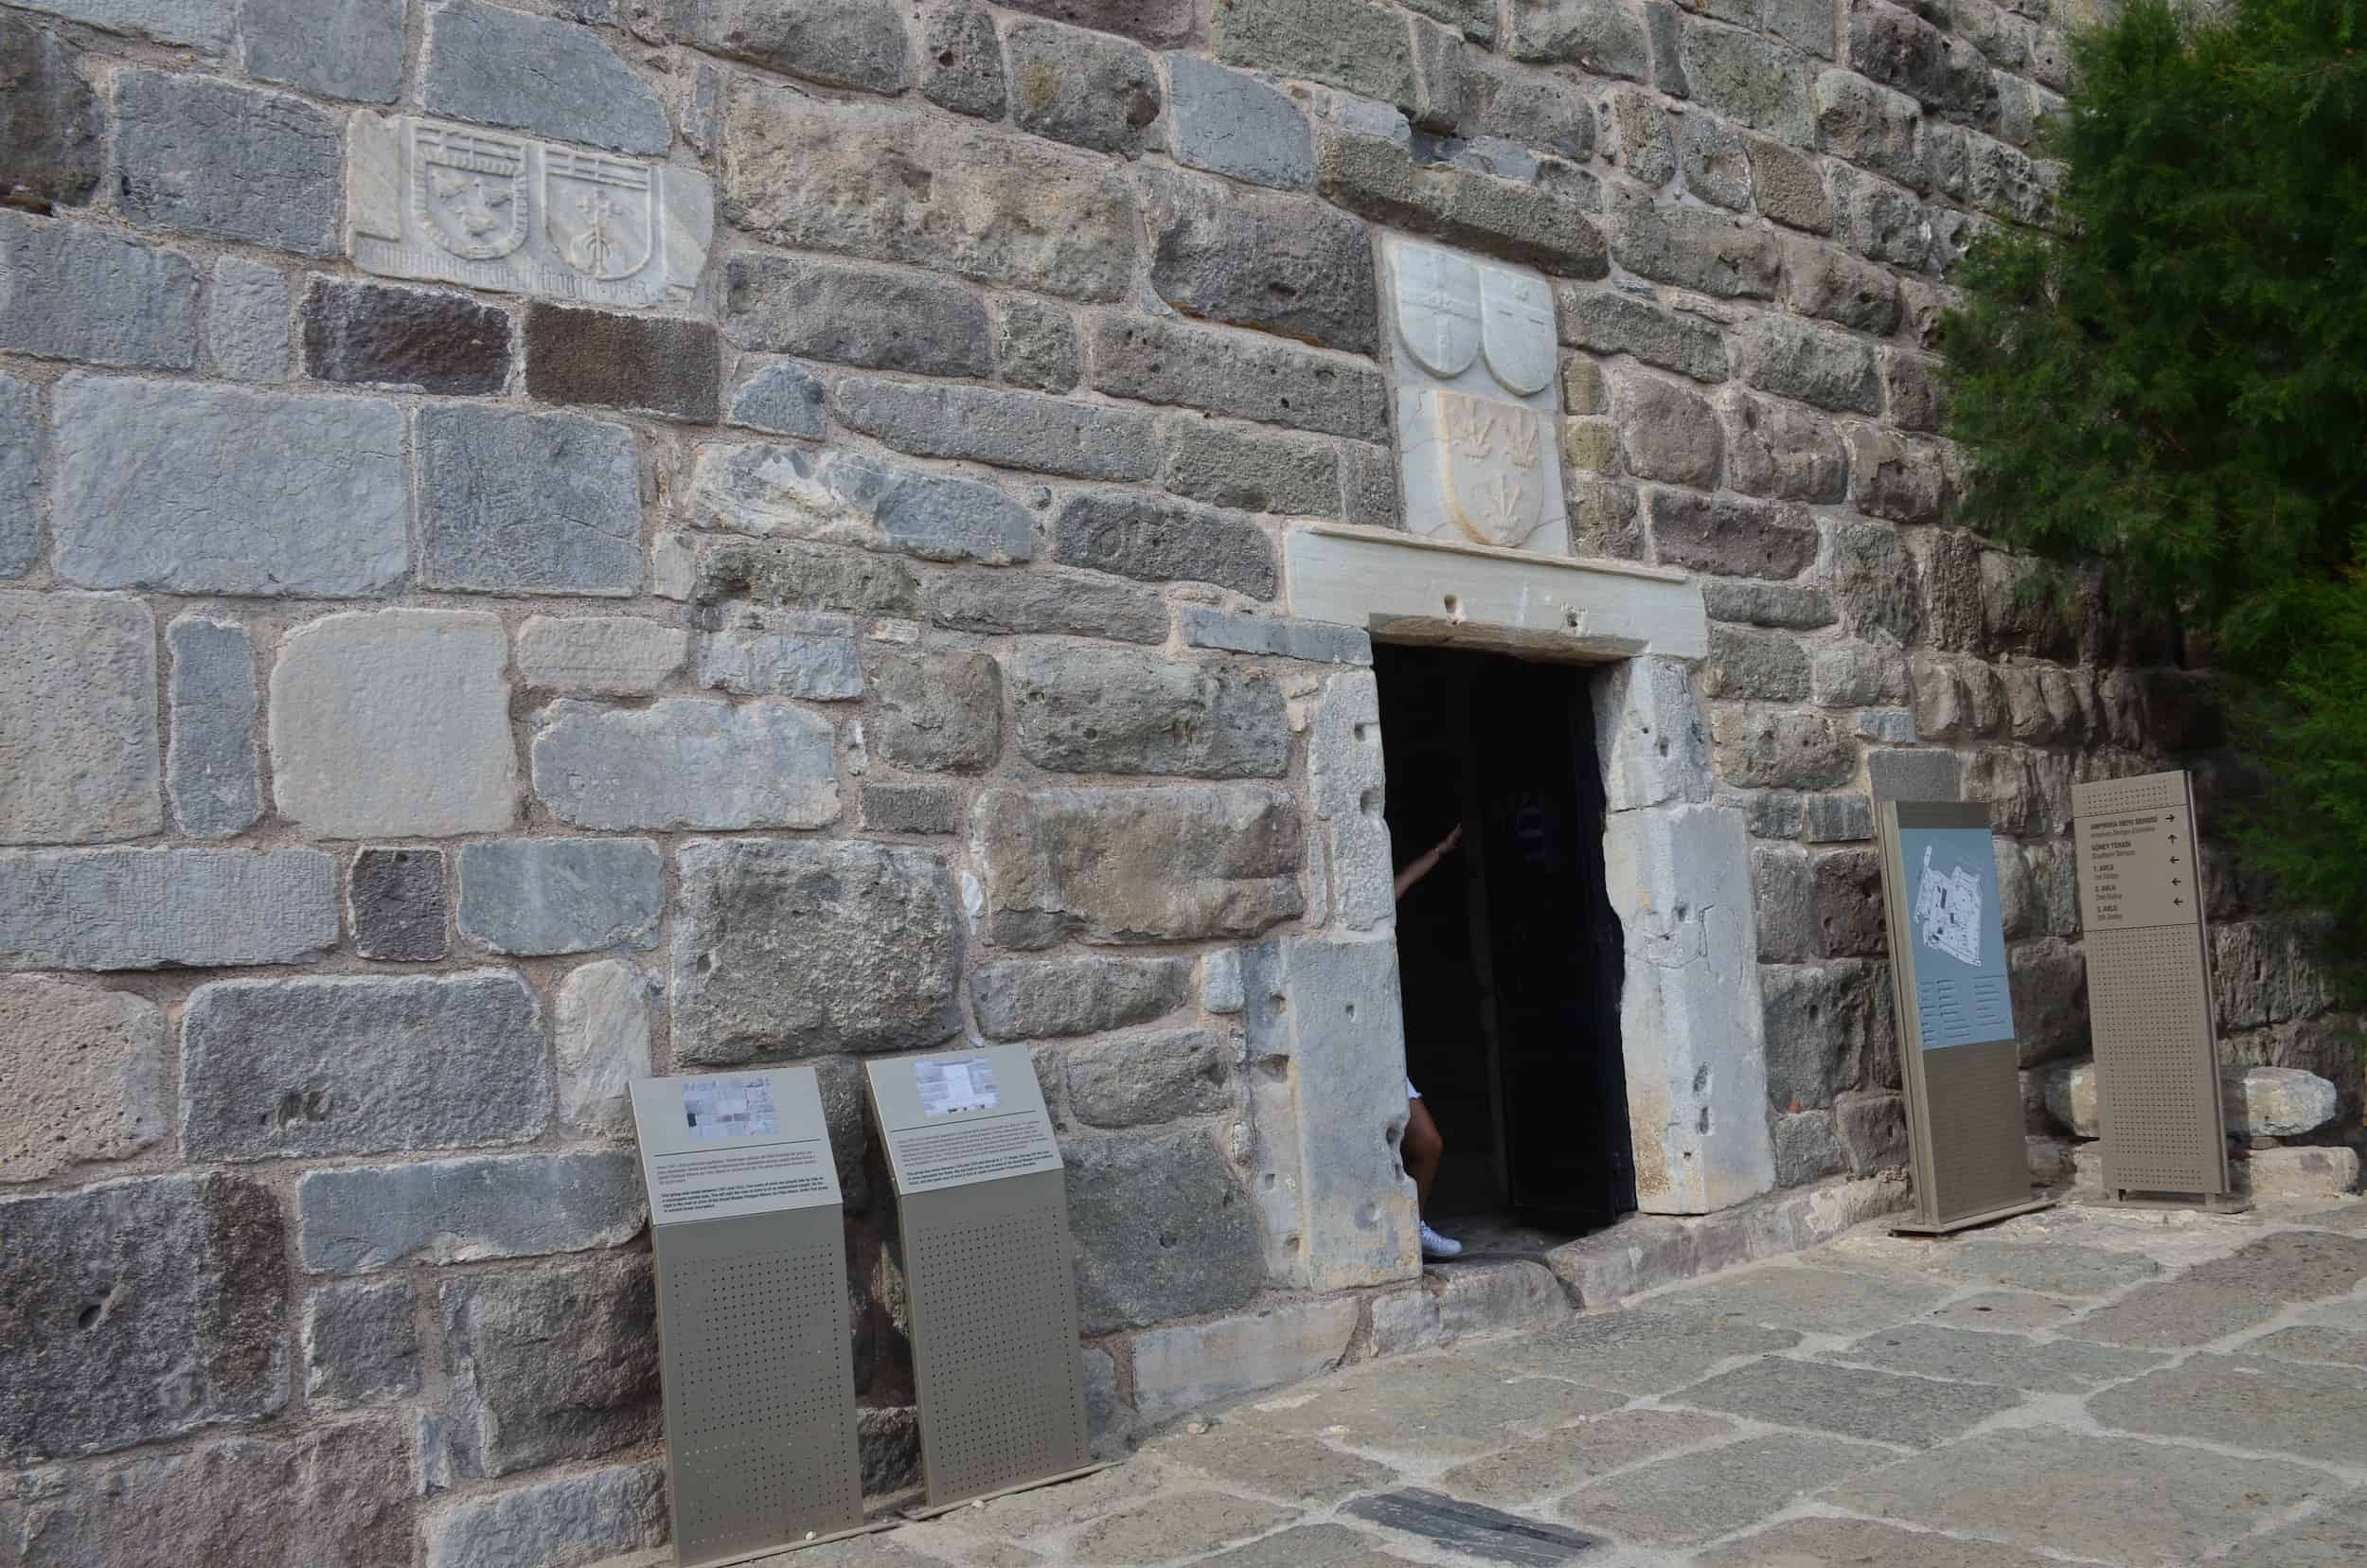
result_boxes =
[792,1196,2367,1568]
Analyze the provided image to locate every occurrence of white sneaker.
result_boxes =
[1420,1222,1464,1260]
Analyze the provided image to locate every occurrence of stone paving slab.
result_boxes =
[1822,1425,2325,1566]
[1434,1409,1734,1506]
[1343,1488,1600,1566]
[934,1462,1175,1541]
[1557,1432,1898,1548]
[1917,1237,2166,1296]
[2056,1279,2288,1348]
[1920,1290,2086,1333]
[1464,1308,1798,1397]
[1196,1523,1425,1568]
[2185,1229,2367,1299]
[1824,1322,2167,1390]
[1668,1354,2024,1447]
[2297,1201,2367,1233]
[1149,1427,1394,1504]
[2244,1324,2367,1368]
[1690,1516,2068,1568]
[1067,1493,1299,1564]
[1246,1358,1625,1460]
[2089,1351,2367,1468]
[2217,1489,2367,1567]
[1646,1262,1957,1337]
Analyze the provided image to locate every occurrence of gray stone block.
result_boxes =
[999,0,1191,45]
[165,615,260,839]
[1620,373,1721,486]
[924,563,1168,644]
[0,377,31,579]
[1179,609,1372,665]
[1846,0,1996,120]
[1677,110,1751,209]
[516,616,685,697]
[1,590,158,845]
[1510,0,1649,78]
[1210,0,1416,106]
[918,2,1007,118]
[456,839,663,956]
[834,378,1160,481]
[207,258,290,382]
[523,304,721,422]
[424,0,667,152]
[1684,24,1814,144]
[348,846,447,962]
[693,537,923,619]
[1809,846,1885,957]
[685,0,910,95]
[531,698,839,831]
[1835,165,1934,267]
[1701,579,1836,628]
[0,1172,286,1458]
[1091,314,1390,440]
[1648,490,1817,579]
[993,298,1080,392]
[1605,187,1779,297]
[1314,130,1610,278]
[1749,134,1832,232]
[1066,1027,1231,1128]
[1007,17,1163,155]
[697,626,863,700]
[1722,392,1846,502]
[298,1150,644,1273]
[1167,54,1313,188]
[0,14,101,209]
[0,847,335,970]
[303,1279,420,1411]
[302,280,512,395]
[52,377,406,596]
[420,1461,668,1568]
[690,441,1033,566]
[722,84,1139,302]
[1782,239,1900,334]
[1064,1127,1264,1333]
[0,976,166,1183]
[0,213,196,369]
[115,71,340,256]
[556,958,650,1139]
[727,360,827,437]
[1705,625,1809,702]
[868,649,1002,773]
[1145,169,1377,355]
[418,406,638,595]
[972,955,1192,1041]
[7,0,227,46]
[1053,491,1277,597]
[242,0,402,100]
[1803,791,1875,842]
[1713,708,1854,792]
[671,838,962,1063]
[1813,66,1921,187]
[1461,53,1593,157]
[1849,426,1950,522]
[723,253,992,375]
[858,784,961,836]
[181,971,547,1160]
[1833,521,1925,645]
[1010,644,1289,778]
[1737,315,1880,413]
[439,1255,657,1478]
[974,785,1304,948]
[1554,284,1728,383]
[1868,746,1959,802]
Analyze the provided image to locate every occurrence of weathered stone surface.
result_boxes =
[1054,492,1278,597]
[348,846,446,962]
[723,253,992,376]
[1064,1127,1264,1333]
[1091,314,1391,440]
[419,1461,667,1568]
[1744,135,1831,233]
[1162,420,1340,517]
[298,1150,643,1274]
[1833,521,1925,645]
[302,280,510,395]
[1712,709,1854,792]
[1561,1431,1892,1547]
[440,1254,658,1477]
[1648,490,1818,579]
[1510,0,1649,78]
[1,592,158,846]
[836,378,1159,481]
[556,959,650,1139]
[1678,111,1752,209]
[867,649,1003,773]
[1011,644,1289,779]
[424,0,667,152]
[1684,24,1813,143]
[923,565,1168,644]
[531,698,838,830]
[0,1172,286,1459]
[2245,1146,2361,1200]
[2223,1064,2340,1138]
[0,215,195,370]
[1835,1089,1909,1170]
[0,0,228,47]
[0,847,337,971]
[1315,130,1609,277]
[272,610,516,837]
[0,1416,416,1567]
[116,71,339,255]
[919,1,1007,119]
[698,625,863,700]
[0,977,165,1183]
[976,786,1305,948]
[686,0,911,95]
[182,971,545,1160]
[304,1280,418,1408]
[163,615,258,839]
[2009,936,2088,1066]
[242,0,401,100]
[419,406,639,594]
[1706,626,1810,703]
[1067,1027,1232,1128]
[1738,315,1880,412]
[1146,170,1375,353]
[1722,393,1847,501]
[724,84,1139,301]
[1620,373,1722,486]
[1168,54,1312,188]
[1782,241,1900,339]
[456,839,662,957]
[992,297,1080,393]
[0,377,30,579]
[692,442,1033,567]
[672,838,961,1063]
[523,304,721,422]
[1211,0,1416,106]
[0,15,100,208]
[727,360,827,437]
[52,377,406,596]
[516,617,685,697]
[1555,286,1727,384]
[1607,187,1780,297]
[861,784,961,836]
[1006,17,1163,154]
[206,258,289,383]
[1181,609,1371,666]
[1847,0,1996,119]
[1835,165,1933,266]
[1605,85,1677,185]
[972,956,1192,1042]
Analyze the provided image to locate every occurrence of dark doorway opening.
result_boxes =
[1375,642,1636,1243]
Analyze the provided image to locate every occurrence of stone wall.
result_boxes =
[1,0,2355,1562]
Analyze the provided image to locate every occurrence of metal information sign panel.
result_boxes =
[865,1045,1091,1507]
[630,1068,863,1567]
[1877,800,2055,1234]
[2071,770,2234,1203]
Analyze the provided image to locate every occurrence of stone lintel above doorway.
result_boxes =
[1281,523,1707,662]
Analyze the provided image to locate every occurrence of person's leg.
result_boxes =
[1404,1096,1444,1213]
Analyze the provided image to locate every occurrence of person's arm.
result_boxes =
[1394,824,1464,901]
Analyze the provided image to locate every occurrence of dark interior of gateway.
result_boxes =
[1374,642,1638,1248]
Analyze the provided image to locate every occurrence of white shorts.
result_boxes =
[1407,1079,1420,1100]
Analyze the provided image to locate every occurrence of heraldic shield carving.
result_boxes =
[1435,390,1548,548]
[413,123,528,260]
[544,147,656,283]
[1389,242,1481,380]
[1477,265,1555,396]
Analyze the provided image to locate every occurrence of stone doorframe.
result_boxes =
[1261,525,1776,1292]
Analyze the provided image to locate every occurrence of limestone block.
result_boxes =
[181,971,547,1160]
[1678,111,1751,210]
[868,649,1004,772]
[523,304,720,422]
[115,71,340,255]
[165,615,260,839]
[1701,579,1837,631]
[722,84,1139,301]
[271,610,514,838]
[242,0,402,101]
[1181,610,1370,666]
[52,377,406,597]
[1836,1091,1910,1171]
[1322,131,1609,287]
[1053,492,1277,597]
[1783,239,1900,335]
[685,0,911,95]
[1011,643,1287,778]
[1007,17,1163,155]
[1,591,159,845]
[0,1416,415,1567]
[0,1172,287,1459]
[530,698,838,831]
[1144,169,1374,354]
[918,2,1007,119]
[0,377,31,579]
[438,1255,658,1477]
[1202,950,1247,1015]
[1167,53,1313,188]
[1130,1298,1361,1425]
[0,213,196,369]
[297,1150,644,1273]
[1555,284,1728,383]
[2242,1146,2361,1201]
[456,838,662,956]
[0,14,101,209]
[302,279,511,396]
[303,1279,419,1409]
[697,625,863,700]
[727,360,827,436]
[0,847,336,970]
[346,112,711,308]
[423,0,667,152]
[207,258,290,382]
[2223,1065,2340,1139]
[0,977,166,1182]
[689,441,1031,566]
[1773,1108,1848,1185]
[1604,85,1677,185]
[554,959,651,1140]
[1684,23,1814,143]
[1620,373,1722,488]
[1712,708,1855,790]
[971,955,1192,1041]
[1604,804,1776,1211]
[722,252,990,375]
[1209,0,1417,105]
[835,378,1159,482]
[1649,490,1818,579]
[1752,848,1817,964]
[2040,1057,2097,1137]
[1063,1128,1265,1333]
[925,562,1167,645]
[1091,313,1390,440]
[516,616,685,696]
[974,785,1305,948]
[1308,669,1393,930]
[690,537,923,619]
[1605,187,1780,299]
[1594,657,1715,811]
[1066,1027,1232,1128]
[348,846,446,962]
[418,1463,669,1568]
[671,838,962,1063]
[1835,166,1934,269]
[1510,0,1650,79]
[1738,314,1881,413]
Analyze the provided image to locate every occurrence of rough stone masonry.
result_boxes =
[0,0,2356,1564]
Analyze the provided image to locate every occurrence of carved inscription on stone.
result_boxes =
[347,113,713,309]
[1379,237,1568,554]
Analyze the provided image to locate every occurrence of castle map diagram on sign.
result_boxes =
[1914,845,1986,967]
[1896,827,2016,1051]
